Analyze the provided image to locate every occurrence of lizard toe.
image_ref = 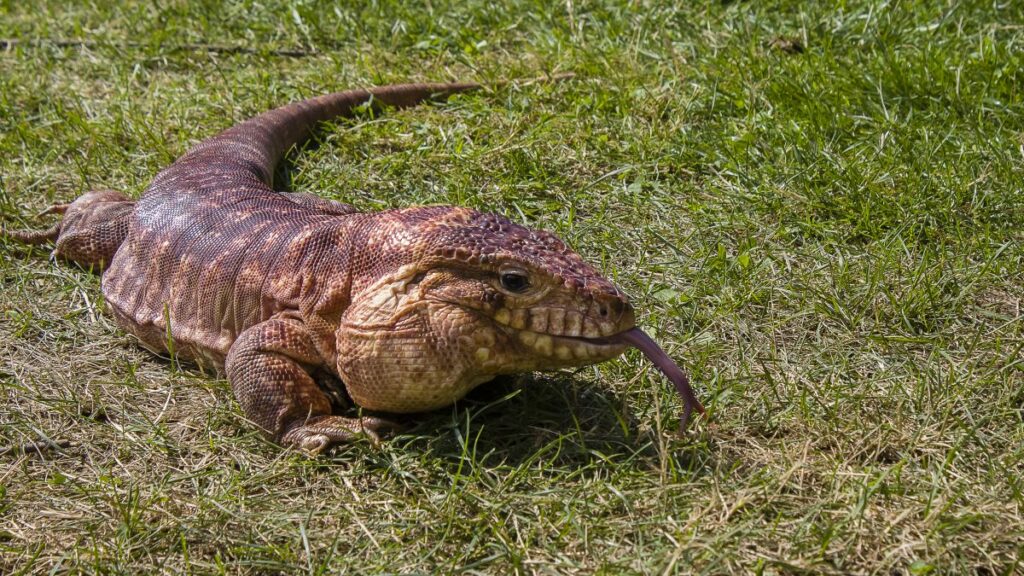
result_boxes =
[299,434,332,455]
[281,415,403,453]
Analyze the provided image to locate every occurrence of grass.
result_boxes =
[1,0,1022,573]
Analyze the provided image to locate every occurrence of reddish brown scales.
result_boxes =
[4,79,704,452]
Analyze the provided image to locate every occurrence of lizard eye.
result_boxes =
[499,269,530,293]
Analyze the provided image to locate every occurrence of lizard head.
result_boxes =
[419,208,635,373]
[344,206,704,424]
[351,207,635,376]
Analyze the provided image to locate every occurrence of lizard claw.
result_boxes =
[299,434,332,455]
[37,203,70,218]
[282,415,403,453]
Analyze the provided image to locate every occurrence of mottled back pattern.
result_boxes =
[103,156,348,365]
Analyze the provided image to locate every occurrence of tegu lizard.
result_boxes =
[4,78,704,452]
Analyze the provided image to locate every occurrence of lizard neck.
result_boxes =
[260,216,363,368]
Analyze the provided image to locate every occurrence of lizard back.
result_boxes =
[101,82,482,366]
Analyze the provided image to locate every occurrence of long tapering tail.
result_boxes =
[174,74,573,187]
[178,82,459,187]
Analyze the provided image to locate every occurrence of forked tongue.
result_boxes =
[613,328,706,432]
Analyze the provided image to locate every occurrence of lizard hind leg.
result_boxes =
[52,190,135,269]
[3,190,134,269]
[2,202,70,245]
[3,222,62,245]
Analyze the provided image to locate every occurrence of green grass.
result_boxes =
[1,0,1022,574]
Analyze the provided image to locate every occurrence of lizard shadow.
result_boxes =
[98,340,714,478]
[385,373,714,477]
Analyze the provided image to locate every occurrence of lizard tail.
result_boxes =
[175,73,575,187]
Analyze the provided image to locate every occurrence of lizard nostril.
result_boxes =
[602,298,634,328]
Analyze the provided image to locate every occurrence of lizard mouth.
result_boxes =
[470,302,705,430]
[516,326,706,431]
[515,328,630,362]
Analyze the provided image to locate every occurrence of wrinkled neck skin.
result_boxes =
[335,260,509,413]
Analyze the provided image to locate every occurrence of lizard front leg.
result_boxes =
[225,318,397,453]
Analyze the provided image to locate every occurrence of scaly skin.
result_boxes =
[5,80,646,453]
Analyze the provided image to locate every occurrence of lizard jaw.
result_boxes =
[515,329,630,362]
